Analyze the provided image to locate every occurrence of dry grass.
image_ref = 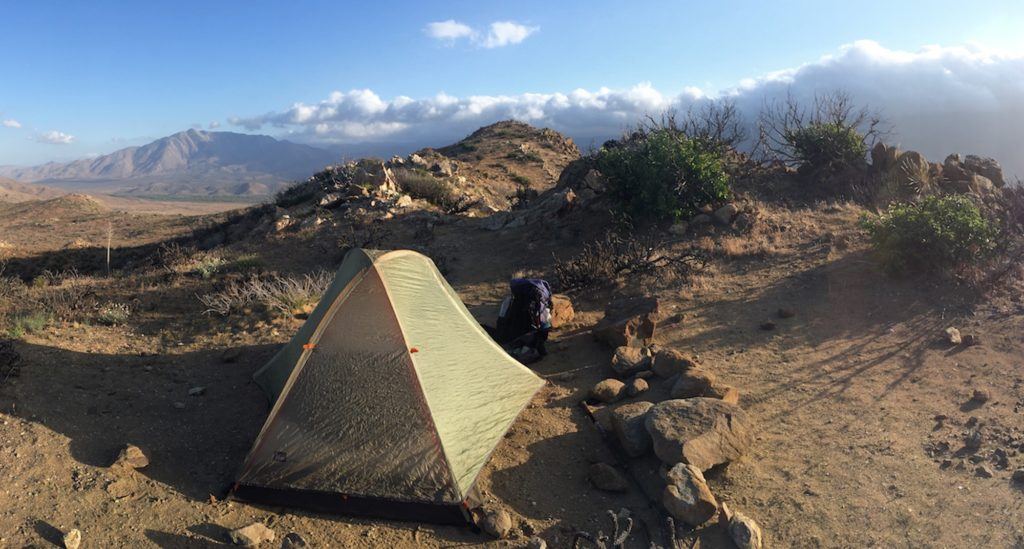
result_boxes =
[198,270,332,317]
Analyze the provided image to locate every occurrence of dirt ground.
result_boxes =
[1,197,1023,548]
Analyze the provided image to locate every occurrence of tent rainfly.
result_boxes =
[230,249,545,524]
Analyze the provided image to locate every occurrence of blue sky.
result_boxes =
[1,0,1023,166]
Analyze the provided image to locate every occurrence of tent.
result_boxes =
[230,249,545,524]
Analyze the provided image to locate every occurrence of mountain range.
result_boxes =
[0,130,340,200]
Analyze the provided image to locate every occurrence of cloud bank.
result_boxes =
[424,19,537,48]
[2,119,21,128]
[231,40,1024,176]
[35,130,75,144]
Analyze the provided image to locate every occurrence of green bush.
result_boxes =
[96,302,131,326]
[394,168,472,214]
[5,311,52,338]
[787,122,867,178]
[862,195,999,276]
[595,128,730,222]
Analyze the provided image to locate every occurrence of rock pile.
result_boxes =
[871,143,1007,202]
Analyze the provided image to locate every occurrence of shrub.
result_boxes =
[862,195,999,276]
[96,302,131,326]
[554,231,709,290]
[787,123,867,177]
[595,127,731,222]
[199,271,332,317]
[5,311,52,338]
[274,180,321,208]
[394,168,473,214]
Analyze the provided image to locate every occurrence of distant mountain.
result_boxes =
[0,130,339,198]
[0,177,65,203]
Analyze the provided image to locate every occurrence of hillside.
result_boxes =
[0,130,338,199]
[0,176,65,203]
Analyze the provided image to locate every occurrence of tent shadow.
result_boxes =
[4,341,279,501]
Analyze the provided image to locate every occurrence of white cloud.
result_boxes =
[482,21,538,48]
[208,121,221,129]
[231,41,1024,176]
[2,119,21,128]
[425,19,475,42]
[35,130,75,144]
[424,19,537,48]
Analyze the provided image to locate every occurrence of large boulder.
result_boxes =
[870,142,900,172]
[610,346,652,376]
[652,349,696,378]
[550,294,575,328]
[593,296,663,348]
[963,155,1005,187]
[663,463,718,526]
[670,368,740,404]
[645,398,753,470]
[610,401,654,457]
[893,150,931,194]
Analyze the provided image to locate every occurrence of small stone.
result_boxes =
[944,327,962,345]
[965,429,983,450]
[729,512,764,549]
[479,509,513,539]
[971,388,991,404]
[1012,469,1024,483]
[759,321,776,331]
[281,532,308,548]
[229,522,275,546]
[589,462,629,492]
[611,346,651,376]
[525,536,547,549]
[975,464,995,478]
[591,379,626,403]
[188,386,206,397]
[962,334,981,346]
[662,463,717,526]
[111,443,149,469]
[777,308,796,319]
[173,401,186,410]
[63,528,82,549]
[221,348,242,363]
[652,349,696,378]
[626,377,649,397]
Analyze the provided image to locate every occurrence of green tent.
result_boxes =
[231,249,544,523]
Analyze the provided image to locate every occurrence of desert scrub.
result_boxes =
[862,195,999,276]
[595,127,730,223]
[394,168,472,214]
[4,311,52,338]
[199,270,332,317]
[554,230,709,290]
[96,302,131,326]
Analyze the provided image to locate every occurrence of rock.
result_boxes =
[582,169,607,193]
[61,528,82,549]
[173,401,186,410]
[652,349,696,378]
[479,509,513,539]
[611,346,652,376]
[626,377,649,397]
[550,294,575,328]
[971,388,992,404]
[610,401,654,457]
[318,193,343,208]
[408,153,428,168]
[976,464,995,478]
[871,142,900,172]
[777,307,796,319]
[965,428,983,450]
[690,213,713,226]
[229,522,276,546]
[729,512,764,549]
[968,174,995,195]
[670,370,739,404]
[962,334,981,347]
[645,398,753,470]
[668,222,688,236]
[281,532,308,548]
[592,296,663,348]
[963,155,1005,187]
[733,212,756,232]
[395,194,413,208]
[111,444,149,469]
[273,217,293,232]
[188,386,206,397]
[893,150,930,193]
[944,327,962,345]
[589,462,629,492]
[591,379,626,403]
[712,204,738,225]
[525,536,547,549]
[1012,469,1024,483]
[662,463,717,526]
[221,348,242,363]
[759,321,776,331]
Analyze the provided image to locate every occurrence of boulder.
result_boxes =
[670,368,740,404]
[652,349,696,378]
[589,462,629,492]
[111,444,149,470]
[963,155,1005,187]
[894,150,930,191]
[582,169,607,193]
[591,379,626,403]
[395,194,413,208]
[871,142,900,172]
[668,222,689,236]
[63,529,82,549]
[690,213,713,227]
[611,346,651,376]
[550,294,575,328]
[610,401,654,457]
[626,377,649,397]
[729,512,764,549]
[593,296,663,348]
[969,174,995,195]
[712,204,738,225]
[526,536,547,549]
[479,509,513,539]
[662,463,718,526]
[645,398,753,470]
[229,523,275,546]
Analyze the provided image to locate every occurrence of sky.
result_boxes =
[1,0,1023,174]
